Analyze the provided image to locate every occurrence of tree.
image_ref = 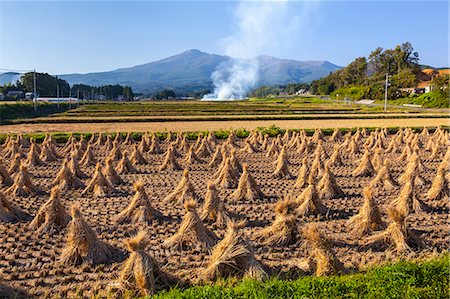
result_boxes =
[154,89,176,100]
[21,72,69,97]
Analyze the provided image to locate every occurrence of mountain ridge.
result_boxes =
[1,50,343,94]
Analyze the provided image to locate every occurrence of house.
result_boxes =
[25,92,38,100]
[414,68,450,93]
[416,81,432,93]
[0,93,4,100]
[6,90,24,98]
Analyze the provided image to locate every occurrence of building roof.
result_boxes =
[438,69,450,76]
[422,68,437,75]
[416,81,431,88]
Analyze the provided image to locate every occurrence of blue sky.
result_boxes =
[0,1,448,74]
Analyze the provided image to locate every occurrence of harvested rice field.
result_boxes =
[0,126,448,298]
[1,117,449,134]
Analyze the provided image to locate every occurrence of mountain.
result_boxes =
[0,72,22,86]
[256,55,342,85]
[60,50,341,94]
[0,50,341,94]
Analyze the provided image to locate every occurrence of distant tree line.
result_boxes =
[249,83,309,98]
[71,83,134,100]
[0,72,134,100]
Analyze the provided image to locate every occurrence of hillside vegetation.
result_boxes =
[310,42,449,108]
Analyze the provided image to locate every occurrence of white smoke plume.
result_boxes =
[204,0,304,101]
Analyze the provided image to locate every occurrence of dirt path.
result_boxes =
[26,112,450,121]
[1,117,448,133]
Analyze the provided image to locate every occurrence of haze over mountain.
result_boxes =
[1,50,342,94]
[0,72,22,86]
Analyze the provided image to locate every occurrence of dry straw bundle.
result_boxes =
[347,138,360,155]
[301,223,343,276]
[68,152,87,179]
[311,129,325,144]
[231,164,264,201]
[308,154,324,181]
[391,180,427,217]
[109,141,123,161]
[213,158,240,189]
[0,191,27,223]
[40,140,59,162]
[317,161,344,200]
[80,144,97,167]
[149,135,162,154]
[102,135,114,152]
[224,132,239,150]
[347,187,385,237]
[202,221,266,281]
[0,158,13,186]
[273,146,293,179]
[208,145,226,168]
[207,131,219,147]
[371,148,383,171]
[117,231,169,296]
[178,136,190,152]
[82,163,116,197]
[297,137,312,156]
[138,134,150,152]
[25,141,44,167]
[201,182,231,226]
[241,139,258,154]
[116,181,163,224]
[4,139,22,159]
[195,139,213,157]
[163,169,198,204]
[114,131,123,143]
[426,162,449,204]
[60,204,114,265]
[94,132,105,147]
[365,207,422,253]
[159,145,182,171]
[294,157,309,189]
[131,144,148,165]
[330,128,342,142]
[124,132,135,145]
[352,151,375,177]
[29,186,70,234]
[229,148,243,173]
[260,134,270,151]
[182,145,202,165]
[6,165,41,197]
[295,179,327,217]
[163,200,217,250]
[313,140,328,161]
[8,154,21,176]
[265,140,280,158]
[104,157,123,185]
[369,161,398,191]
[329,144,343,166]
[255,198,297,246]
[52,159,85,190]
[116,151,138,174]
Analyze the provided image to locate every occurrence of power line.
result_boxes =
[0,68,33,73]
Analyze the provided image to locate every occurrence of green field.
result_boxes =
[105,255,449,299]
[2,97,444,125]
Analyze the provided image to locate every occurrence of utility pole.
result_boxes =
[56,81,60,109]
[384,73,389,112]
[69,87,71,109]
[33,69,37,112]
